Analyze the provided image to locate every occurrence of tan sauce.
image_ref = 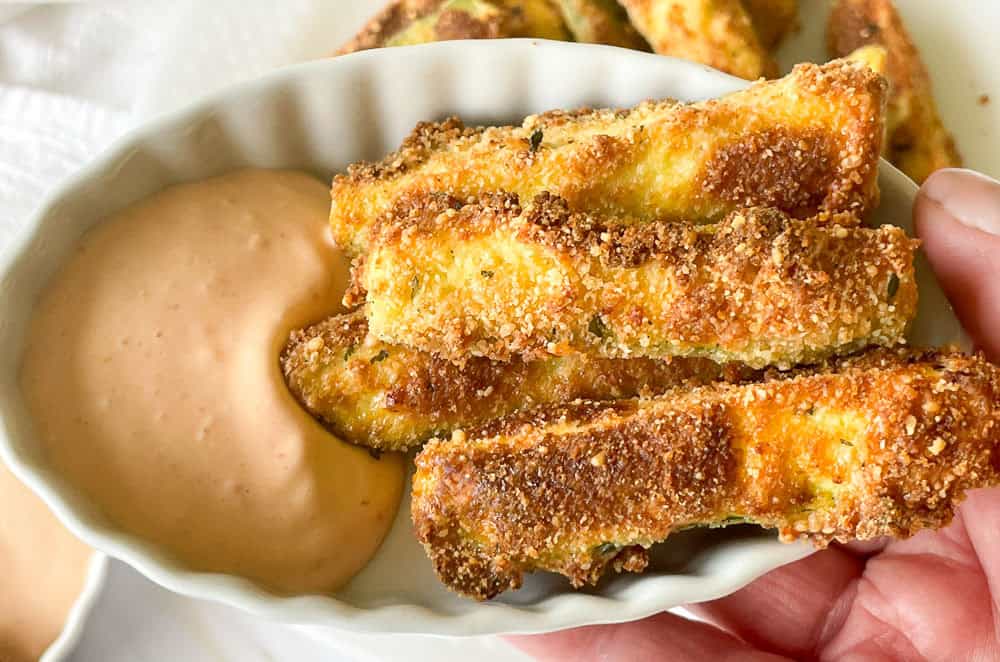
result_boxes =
[20,169,404,595]
[0,461,91,662]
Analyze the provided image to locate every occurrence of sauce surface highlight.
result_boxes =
[0,462,91,662]
[21,169,405,594]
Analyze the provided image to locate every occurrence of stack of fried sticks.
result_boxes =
[338,0,961,185]
[282,60,999,600]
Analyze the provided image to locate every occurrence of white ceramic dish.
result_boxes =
[0,40,966,636]
[41,553,108,662]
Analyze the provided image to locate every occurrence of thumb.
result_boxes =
[914,168,1000,362]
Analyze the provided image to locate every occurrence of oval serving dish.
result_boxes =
[0,40,965,635]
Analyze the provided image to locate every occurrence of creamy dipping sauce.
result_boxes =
[21,169,404,594]
[0,462,91,662]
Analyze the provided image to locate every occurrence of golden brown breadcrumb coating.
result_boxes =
[616,0,774,79]
[330,59,887,253]
[412,348,1000,600]
[281,311,754,451]
[350,192,917,369]
[828,0,961,183]
[742,0,798,49]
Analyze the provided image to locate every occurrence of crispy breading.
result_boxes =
[742,0,798,49]
[412,348,1000,600]
[616,0,775,79]
[350,192,917,369]
[828,0,961,183]
[841,46,894,148]
[330,60,886,253]
[280,311,754,451]
[337,0,569,55]
[553,0,649,49]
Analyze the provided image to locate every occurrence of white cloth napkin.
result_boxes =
[0,84,126,238]
[0,0,377,235]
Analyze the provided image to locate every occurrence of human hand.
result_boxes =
[508,169,1000,662]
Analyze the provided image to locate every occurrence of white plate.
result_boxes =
[42,553,107,662]
[0,40,966,636]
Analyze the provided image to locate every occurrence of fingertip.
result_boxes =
[917,169,1000,237]
[913,170,1000,360]
[922,167,993,190]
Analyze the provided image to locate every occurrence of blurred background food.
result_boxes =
[744,0,798,48]
[553,0,648,49]
[828,0,961,182]
[339,0,960,182]
[617,0,775,79]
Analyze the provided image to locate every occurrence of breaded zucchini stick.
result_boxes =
[281,311,753,451]
[742,0,798,49]
[331,60,886,253]
[616,0,774,79]
[350,193,917,369]
[828,0,961,183]
[553,0,649,49]
[500,0,572,40]
[412,348,1000,600]
[337,0,569,55]
[338,0,506,54]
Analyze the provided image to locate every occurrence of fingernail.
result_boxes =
[920,168,1000,236]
